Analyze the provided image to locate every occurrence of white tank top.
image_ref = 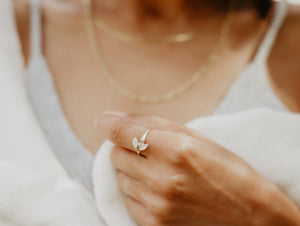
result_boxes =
[26,0,289,192]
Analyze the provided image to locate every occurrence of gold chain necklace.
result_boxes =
[94,13,216,45]
[82,0,235,104]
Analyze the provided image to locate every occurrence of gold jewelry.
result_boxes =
[82,0,236,104]
[132,128,151,155]
[95,15,215,45]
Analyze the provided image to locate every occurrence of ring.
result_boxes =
[132,128,151,155]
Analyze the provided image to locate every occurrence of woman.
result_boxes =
[2,0,299,225]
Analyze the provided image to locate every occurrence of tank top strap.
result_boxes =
[252,0,288,64]
[29,0,42,59]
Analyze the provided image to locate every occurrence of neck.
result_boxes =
[42,0,238,37]
[42,0,225,21]
[91,0,227,36]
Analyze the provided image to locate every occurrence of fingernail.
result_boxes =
[102,110,129,117]
[94,111,129,128]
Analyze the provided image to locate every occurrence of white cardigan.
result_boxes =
[1,1,300,225]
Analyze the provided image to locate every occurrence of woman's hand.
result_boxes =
[98,112,300,226]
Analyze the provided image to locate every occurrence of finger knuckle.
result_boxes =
[160,174,188,199]
[178,136,196,155]
[151,115,172,127]
[141,212,159,226]
[148,197,173,221]
[170,135,196,165]
[116,172,127,191]
[147,217,168,226]
[173,125,188,134]
[145,215,163,226]
[124,196,132,210]
[109,122,124,142]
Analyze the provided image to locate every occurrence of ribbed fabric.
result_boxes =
[26,0,288,192]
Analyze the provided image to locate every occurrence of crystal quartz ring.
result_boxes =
[132,128,151,155]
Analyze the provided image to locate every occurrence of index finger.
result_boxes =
[96,113,193,159]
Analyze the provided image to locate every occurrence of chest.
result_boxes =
[45,38,258,153]
[21,7,291,154]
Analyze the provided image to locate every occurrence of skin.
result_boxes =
[97,111,300,226]
[13,0,300,225]
[14,0,300,152]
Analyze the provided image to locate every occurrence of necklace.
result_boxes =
[82,0,235,104]
[94,14,215,45]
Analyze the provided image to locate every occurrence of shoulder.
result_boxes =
[13,0,30,64]
[270,3,300,63]
[269,3,300,112]
[13,0,30,17]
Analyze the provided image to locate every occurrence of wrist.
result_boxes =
[251,179,300,226]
